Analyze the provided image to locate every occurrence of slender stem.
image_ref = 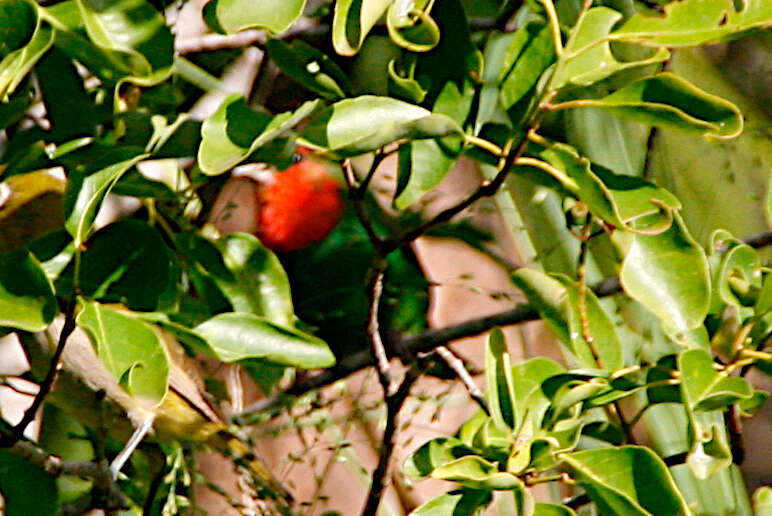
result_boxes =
[514,157,579,191]
[538,0,564,57]
[367,259,392,394]
[343,159,385,250]
[434,346,488,413]
[12,301,77,441]
[465,134,504,157]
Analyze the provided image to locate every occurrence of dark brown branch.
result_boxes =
[11,301,76,442]
[361,365,421,516]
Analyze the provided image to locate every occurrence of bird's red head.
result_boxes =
[256,159,345,253]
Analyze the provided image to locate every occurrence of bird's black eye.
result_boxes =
[292,154,303,163]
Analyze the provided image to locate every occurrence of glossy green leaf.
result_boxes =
[388,56,427,103]
[511,357,566,432]
[77,301,169,404]
[431,455,524,490]
[0,20,53,101]
[569,73,743,138]
[386,1,440,52]
[409,489,492,516]
[539,142,681,233]
[64,153,147,246]
[404,437,477,478]
[485,327,516,430]
[62,220,171,311]
[215,233,294,327]
[204,0,305,34]
[0,0,37,58]
[332,0,391,56]
[76,0,173,77]
[499,23,555,111]
[554,7,669,88]
[611,0,772,47]
[301,96,462,157]
[198,95,320,175]
[0,450,58,516]
[194,312,335,368]
[394,80,471,209]
[267,39,351,100]
[715,243,761,308]
[685,411,733,479]
[612,213,710,334]
[562,446,691,516]
[0,249,57,331]
[679,348,753,411]
[534,503,577,516]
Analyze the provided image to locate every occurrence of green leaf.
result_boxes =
[0,170,65,252]
[332,0,391,56]
[403,437,477,478]
[753,486,772,516]
[0,0,37,58]
[386,1,440,52]
[0,21,53,101]
[409,489,492,516]
[611,213,710,334]
[194,312,335,368]
[539,142,681,233]
[0,249,57,331]
[215,233,294,327]
[562,446,691,516]
[499,23,555,112]
[394,80,472,209]
[511,357,565,432]
[76,0,173,77]
[266,39,351,100]
[198,95,320,175]
[485,327,516,430]
[714,243,761,308]
[76,301,169,404]
[569,73,743,138]
[301,96,462,157]
[204,0,305,34]
[535,503,577,516]
[679,348,753,411]
[554,7,669,89]
[61,220,171,311]
[64,153,148,247]
[0,450,58,516]
[431,455,524,490]
[611,0,772,47]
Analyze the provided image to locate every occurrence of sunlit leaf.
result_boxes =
[566,73,743,138]
[431,455,524,490]
[332,0,391,56]
[612,213,710,334]
[194,312,335,368]
[679,348,753,411]
[204,0,305,34]
[404,437,477,478]
[562,446,691,515]
[0,19,53,101]
[0,249,57,331]
[485,327,516,430]
[611,0,772,47]
[198,95,320,175]
[77,301,169,404]
[554,7,669,88]
[301,96,462,157]
[386,0,440,52]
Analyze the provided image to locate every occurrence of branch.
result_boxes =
[361,365,420,516]
[367,258,392,394]
[432,346,488,413]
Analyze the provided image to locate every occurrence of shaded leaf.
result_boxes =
[267,39,351,100]
[0,170,65,252]
[77,301,169,404]
[194,312,335,368]
[403,437,477,478]
[679,348,753,411]
[499,23,555,112]
[0,249,57,331]
[386,1,440,52]
[0,450,58,516]
[485,327,516,430]
[0,21,53,101]
[562,446,691,516]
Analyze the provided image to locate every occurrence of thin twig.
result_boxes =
[343,158,385,250]
[12,300,76,441]
[432,346,488,413]
[367,259,392,394]
[361,365,421,516]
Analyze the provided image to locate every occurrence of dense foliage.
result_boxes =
[0,0,770,514]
